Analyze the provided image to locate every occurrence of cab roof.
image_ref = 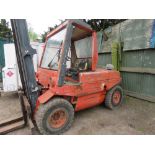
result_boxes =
[46,20,93,40]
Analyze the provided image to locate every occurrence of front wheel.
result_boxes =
[35,98,74,135]
[105,85,124,110]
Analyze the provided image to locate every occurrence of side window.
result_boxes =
[74,36,92,58]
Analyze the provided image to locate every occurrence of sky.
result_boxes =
[6,18,62,38]
[27,18,62,35]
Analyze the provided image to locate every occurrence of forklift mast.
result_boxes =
[11,19,39,110]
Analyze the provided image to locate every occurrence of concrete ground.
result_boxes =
[0,93,155,135]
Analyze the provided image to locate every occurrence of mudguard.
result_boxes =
[37,90,55,105]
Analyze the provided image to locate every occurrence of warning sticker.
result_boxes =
[7,71,14,77]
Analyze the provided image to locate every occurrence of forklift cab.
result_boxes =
[39,20,98,87]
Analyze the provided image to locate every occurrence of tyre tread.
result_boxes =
[35,97,74,135]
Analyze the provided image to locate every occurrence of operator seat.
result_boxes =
[74,58,92,71]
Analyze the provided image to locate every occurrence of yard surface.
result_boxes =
[0,93,155,135]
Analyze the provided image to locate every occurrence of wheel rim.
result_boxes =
[112,90,121,105]
[47,108,68,129]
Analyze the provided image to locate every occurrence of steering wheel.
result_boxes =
[66,68,79,77]
[49,62,58,69]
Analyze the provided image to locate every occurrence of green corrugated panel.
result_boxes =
[97,53,111,67]
[121,49,155,102]
[121,72,155,97]
[143,49,155,68]
[0,39,6,81]
[121,50,143,67]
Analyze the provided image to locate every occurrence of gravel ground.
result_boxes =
[0,93,155,135]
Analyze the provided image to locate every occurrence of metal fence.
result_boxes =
[97,19,155,103]
[98,49,155,103]
[0,39,7,81]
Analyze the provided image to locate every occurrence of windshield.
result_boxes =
[41,28,67,70]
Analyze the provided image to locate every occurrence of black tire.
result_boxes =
[105,85,124,110]
[35,98,74,135]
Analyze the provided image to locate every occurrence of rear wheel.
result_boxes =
[35,98,74,135]
[105,85,124,110]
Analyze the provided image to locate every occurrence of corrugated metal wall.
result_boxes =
[121,49,155,102]
[98,49,155,102]
[98,19,155,103]
[0,39,7,81]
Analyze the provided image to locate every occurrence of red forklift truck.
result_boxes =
[0,19,123,135]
